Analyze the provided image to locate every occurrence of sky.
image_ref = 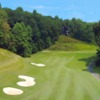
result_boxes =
[0,0,100,22]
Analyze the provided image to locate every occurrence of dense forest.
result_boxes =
[93,21,100,66]
[0,4,100,66]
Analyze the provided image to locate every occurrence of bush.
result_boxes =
[95,57,100,67]
[95,48,100,67]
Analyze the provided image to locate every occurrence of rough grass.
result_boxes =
[49,35,97,51]
[0,48,100,100]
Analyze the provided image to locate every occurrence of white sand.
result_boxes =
[3,87,23,95]
[18,75,35,81]
[31,63,37,66]
[17,75,36,87]
[36,64,45,67]
[17,81,36,87]
[31,62,45,67]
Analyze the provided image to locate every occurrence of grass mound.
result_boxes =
[49,35,97,51]
[0,48,23,68]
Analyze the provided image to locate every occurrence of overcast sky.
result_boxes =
[0,0,100,22]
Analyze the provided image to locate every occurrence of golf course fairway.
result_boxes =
[0,49,100,100]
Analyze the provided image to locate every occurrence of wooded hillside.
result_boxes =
[0,4,97,57]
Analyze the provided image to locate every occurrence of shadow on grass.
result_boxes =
[79,56,95,67]
[78,56,100,74]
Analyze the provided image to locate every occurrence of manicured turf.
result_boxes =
[0,49,100,100]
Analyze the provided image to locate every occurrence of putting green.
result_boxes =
[0,49,100,100]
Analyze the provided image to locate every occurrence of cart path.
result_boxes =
[88,61,100,80]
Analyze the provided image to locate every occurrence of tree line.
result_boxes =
[93,21,100,66]
[0,6,63,57]
[0,4,99,57]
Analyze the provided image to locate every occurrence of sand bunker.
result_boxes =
[18,75,35,81]
[31,62,45,67]
[3,87,23,95]
[31,63,37,66]
[17,80,35,87]
[36,64,45,67]
[17,75,36,87]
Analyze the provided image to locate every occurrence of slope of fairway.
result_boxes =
[49,35,97,51]
[0,48,100,100]
[0,48,27,99]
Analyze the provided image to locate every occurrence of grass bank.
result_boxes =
[49,35,97,51]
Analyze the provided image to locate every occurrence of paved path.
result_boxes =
[88,62,100,80]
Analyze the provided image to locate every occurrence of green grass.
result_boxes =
[49,35,97,51]
[0,48,100,100]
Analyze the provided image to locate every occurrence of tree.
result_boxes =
[41,30,52,48]
[0,3,2,9]
[12,22,32,57]
[0,8,11,49]
[64,18,95,43]
[93,21,100,66]
[93,21,100,46]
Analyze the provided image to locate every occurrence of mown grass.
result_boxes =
[49,35,97,51]
[0,48,100,100]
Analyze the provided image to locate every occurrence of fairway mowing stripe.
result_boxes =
[83,72,100,93]
[71,71,84,100]
[49,68,73,100]
[86,73,100,90]
[64,69,82,100]
[66,56,75,64]
[26,61,64,100]
[80,72,100,100]
[1,50,97,100]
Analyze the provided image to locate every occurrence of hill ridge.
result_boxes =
[49,35,96,51]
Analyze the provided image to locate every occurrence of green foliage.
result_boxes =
[0,9,8,21]
[93,21,100,66]
[94,48,100,67]
[0,4,97,57]
[49,35,96,51]
[0,8,12,50]
[93,21,100,46]
[11,22,32,57]
[64,18,95,43]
